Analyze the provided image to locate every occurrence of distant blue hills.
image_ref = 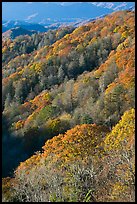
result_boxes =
[2,2,135,35]
[2,2,135,23]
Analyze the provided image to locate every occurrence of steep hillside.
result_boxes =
[2,10,135,178]
[2,11,135,176]
[2,26,74,66]
[3,10,135,83]
[2,9,135,202]
[2,109,135,202]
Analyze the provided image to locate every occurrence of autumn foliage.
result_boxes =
[2,10,135,202]
[4,109,134,202]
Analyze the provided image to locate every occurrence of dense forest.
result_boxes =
[2,10,135,202]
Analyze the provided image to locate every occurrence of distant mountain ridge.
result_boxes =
[2,20,49,33]
[2,2,135,36]
[2,27,37,40]
[2,2,135,24]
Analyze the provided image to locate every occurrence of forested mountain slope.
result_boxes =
[2,10,135,202]
[2,109,135,202]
